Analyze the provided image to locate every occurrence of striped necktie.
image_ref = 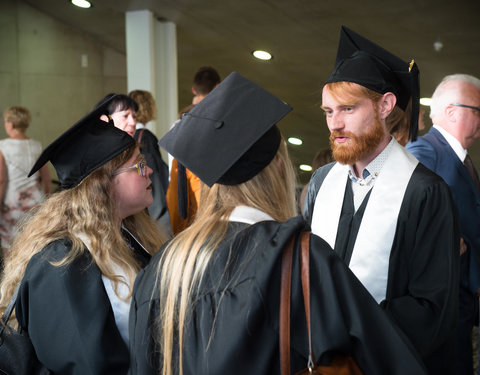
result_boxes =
[464,154,480,193]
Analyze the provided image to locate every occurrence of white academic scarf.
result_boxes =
[76,232,131,346]
[228,205,275,224]
[311,140,418,303]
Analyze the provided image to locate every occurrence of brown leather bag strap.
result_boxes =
[280,232,315,375]
[280,234,295,375]
[300,232,316,372]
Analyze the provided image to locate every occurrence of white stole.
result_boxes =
[76,232,131,345]
[311,141,418,303]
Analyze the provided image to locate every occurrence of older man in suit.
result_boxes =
[407,73,480,375]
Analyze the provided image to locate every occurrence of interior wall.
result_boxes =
[0,0,127,180]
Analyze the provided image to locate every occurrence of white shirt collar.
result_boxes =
[228,205,275,224]
[348,136,395,181]
[434,125,467,162]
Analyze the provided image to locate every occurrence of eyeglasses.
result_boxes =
[112,158,148,177]
[450,103,480,114]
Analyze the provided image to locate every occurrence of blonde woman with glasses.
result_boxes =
[0,96,167,374]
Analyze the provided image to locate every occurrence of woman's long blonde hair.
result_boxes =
[156,140,297,375]
[0,145,167,322]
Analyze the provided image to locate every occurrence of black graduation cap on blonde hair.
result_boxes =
[28,95,135,189]
[159,71,292,187]
[326,26,420,141]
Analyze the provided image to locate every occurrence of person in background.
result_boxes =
[304,26,459,374]
[128,72,427,375]
[101,93,138,137]
[0,106,51,258]
[128,90,170,231]
[191,66,221,104]
[166,67,221,235]
[386,102,427,146]
[406,73,480,375]
[0,96,167,374]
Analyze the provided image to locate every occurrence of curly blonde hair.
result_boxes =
[129,90,156,124]
[0,145,167,323]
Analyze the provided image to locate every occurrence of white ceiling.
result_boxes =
[23,0,480,183]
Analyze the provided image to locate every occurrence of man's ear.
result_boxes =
[192,87,198,95]
[100,114,109,123]
[445,105,457,123]
[379,92,397,119]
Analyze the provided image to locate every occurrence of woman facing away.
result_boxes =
[0,106,51,256]
[0,95,167,374]
[128,72,427,375]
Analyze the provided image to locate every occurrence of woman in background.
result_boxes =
[0,106,51,257]
[128,90,170,230]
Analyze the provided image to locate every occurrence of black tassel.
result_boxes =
[177,162,188,219]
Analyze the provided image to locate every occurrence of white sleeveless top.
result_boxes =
[0,138,43,203]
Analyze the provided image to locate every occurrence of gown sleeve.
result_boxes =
[296,233,427,375]
[16,241,130,375]
[380,175,459,357]
[128,266,158,375]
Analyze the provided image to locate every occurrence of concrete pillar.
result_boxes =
[125,10,178,139]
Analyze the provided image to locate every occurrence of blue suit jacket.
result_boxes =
[407,127,480,292]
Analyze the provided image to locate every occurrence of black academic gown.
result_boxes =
[129,215,427,375]
[134,128,169,221]
[304,162,460,374]
[16,231,151,375]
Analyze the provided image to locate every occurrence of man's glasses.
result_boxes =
[451,103,480,115]
[112,158,148,177]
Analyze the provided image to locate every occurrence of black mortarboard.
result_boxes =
[159,71,292,187]
[326,26,420,141]
[28,95,135,188]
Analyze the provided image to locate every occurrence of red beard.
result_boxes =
[330,120,386,165]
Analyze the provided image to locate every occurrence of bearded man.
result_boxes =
[304,26,459,375]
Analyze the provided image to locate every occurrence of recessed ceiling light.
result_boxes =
[420,97,432,106]
[299,164,312,172]
[252,50,273,61]
[71,0,92,9]
[287,137,302,145]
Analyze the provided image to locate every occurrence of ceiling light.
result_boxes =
[420,97,432,106]
[252,50,273,61]
[433,41,443,52]
[71,0,92,9]
[287,137,302,145]
[299,164,312,172]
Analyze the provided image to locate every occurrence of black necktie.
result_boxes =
[464,154,480,193]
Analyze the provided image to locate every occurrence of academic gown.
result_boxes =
[134,128,169,221]
[16,230,151,375]
[129,215,427,375]
[304,162,460,374]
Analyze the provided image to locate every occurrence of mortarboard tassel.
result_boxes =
[177,162,188,219]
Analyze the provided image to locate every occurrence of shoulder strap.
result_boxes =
[280,234,295,375]
[299,231,316,371]
[137,128,145,144]
[1,283,21,327]
[280,231,313,375]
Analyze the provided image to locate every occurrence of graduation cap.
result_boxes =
[28,95,135,189]
[159,71,292,188]
[326,26,420,141]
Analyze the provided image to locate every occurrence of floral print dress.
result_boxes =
[0,138,45,250]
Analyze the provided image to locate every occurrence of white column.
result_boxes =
[125,10,178,139]
[154,20,178,137]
